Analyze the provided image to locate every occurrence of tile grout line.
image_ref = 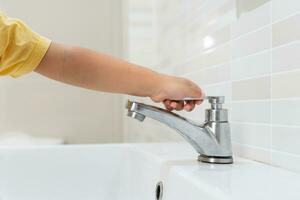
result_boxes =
[230,6,235,159]
[231,23,271,41]
[162,29,300,76]
[231,7,300,43]
[231,49,270,63]
[185,64,300,84]
[182,61,231,77]
[176,33,262,72]
[162,24,300,75]
[271,149,300,158]
[270,0,274,165]
[272,8,300,24]
[169,41,232,69]
[157,6,300,75]
[200,80,232,88]
[230,23,233,124]
[272,68,300,76]
[232,8,299,42]
[175,42,279,77]
[231,97,300,104]
[231,121,300,129]
[232,141,271,152]
[231,64,300,83]
[272,39,300,50]
[231,121,270,126]
[231,74,270,83]
[171,32,270,72]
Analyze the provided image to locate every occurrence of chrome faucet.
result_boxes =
[126,96,233,164]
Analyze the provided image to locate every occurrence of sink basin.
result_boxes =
[0,145,161,200]
[0,143,300,200]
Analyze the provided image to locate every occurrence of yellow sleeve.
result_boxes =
[0,12,51,77]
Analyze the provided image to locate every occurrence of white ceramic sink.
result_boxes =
[0,143,299,200]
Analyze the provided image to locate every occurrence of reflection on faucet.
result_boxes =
[126,96,233,164]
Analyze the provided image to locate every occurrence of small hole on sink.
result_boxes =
[155,181,163,200]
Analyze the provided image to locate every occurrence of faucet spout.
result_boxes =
[126,99,233,164]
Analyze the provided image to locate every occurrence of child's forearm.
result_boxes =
[36,42,204,111]
[35,43,161,97]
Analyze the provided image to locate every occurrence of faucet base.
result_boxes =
[198,155,233,164]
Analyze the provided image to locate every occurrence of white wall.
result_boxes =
[125,0,300,173]
[0,0,125,144]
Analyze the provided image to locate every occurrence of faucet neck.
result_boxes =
[126,98,233,164]
[205,108,228,122]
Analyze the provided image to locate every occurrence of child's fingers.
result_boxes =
[163,100,174,111]
[195,100,203,105]
[163,99,200,112]
[184,101,196,111]
[170,101,184,110]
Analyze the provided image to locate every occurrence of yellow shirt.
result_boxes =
[0,12,51,77]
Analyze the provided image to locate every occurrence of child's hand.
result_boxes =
[150,75,205,112]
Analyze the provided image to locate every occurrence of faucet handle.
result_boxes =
[177,96,225,110]
[206,96,225,104]
[205,96,225,110]
[204,96,228,122]
[181,96,224,103]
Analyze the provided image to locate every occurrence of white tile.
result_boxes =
[272,13,300,47]
[231,101,271,123]
[192,25,231,53]
[232,77,271,100]
[272,70,300,98]
[272,0,300,22]
[232,2,271,38]
[272,41,300,73]
[200,43,232,69]
[175,43,231,74]
[231,122,271,148]
[198,1,236,36]
[272,151,300,173]
[203,82,232,101]
[272,100,300,126]
[232,26,271,59]
[231,51,271,80]
[272,126,300,155]
[186,0,229,24]
[186,63,230,86]
[237,0,270,17]
[233,142,271,164]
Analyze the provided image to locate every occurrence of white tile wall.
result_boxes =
[232,26,271,59]
[232,2,271,38]
[272,13,300,47]
[272,71,300,98]
[272,0,300,22]
[231,51,271,80]
[232,77,271,100]
[272,126,300,154]
[272,100,300,126]
[187,64,231,86]
[272,41,300,73]
[231,122,271,148]
[126,0,300,173]
[231,101,271,123]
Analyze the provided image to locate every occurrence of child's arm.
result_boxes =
[35,43,204,111]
